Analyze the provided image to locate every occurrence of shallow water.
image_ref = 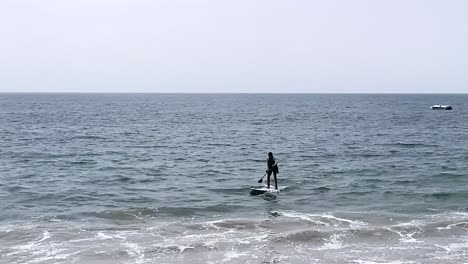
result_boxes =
[1,93,468,263]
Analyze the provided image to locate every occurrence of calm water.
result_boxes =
[1,93,468,264]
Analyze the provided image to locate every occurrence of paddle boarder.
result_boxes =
[266,152,279,189]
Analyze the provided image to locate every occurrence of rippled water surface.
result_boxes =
[1,93,468,263]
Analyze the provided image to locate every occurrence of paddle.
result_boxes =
[257,172,267,183]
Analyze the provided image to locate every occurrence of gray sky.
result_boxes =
[1,0,467,93]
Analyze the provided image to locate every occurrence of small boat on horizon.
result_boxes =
[431,104,452,110]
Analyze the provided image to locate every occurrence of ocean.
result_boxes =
[1,93,467,264]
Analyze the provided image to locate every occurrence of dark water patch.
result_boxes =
[383,142,440,148]
[16,137,35,141]
[86,192,119,199]
[110,158,125,164]
[115,195,155,204]
[328,169,347,175]
[209,219,260,230]
[34,214,78,222]
[138,178,158,183]
[262,193,278,201]
[83,208,159,220]
[202,169,225,175]
[148,144,170,148]
[434,172,465,178]
[244,158,267,163]
[156,204,245,217]
[137,157,153,162]
[15,158,33,164]
[104,150,127,155]
[76,152,103,157]
[35,159,58,164]
[382,190,422,197]
[376,133,388,136]
[62,195,97,202]
[121,131,141,136]
[278,230,331,243]
[362,178,386,183]
[18,192,69,203]
[116,175,134,183]
[203,204,246,213]
[425,192,468,200]
[326,168,384,177]
[70,135,107,140]
[338,190,378,196]
[131,144,166,149]
[146,167,163,174]
[68,160,98,165]
[353,153,385,158]
[314,186,332,192]
[4,185,28,192]
[155,207,201,217]
[98,166,136,171]
[299,154,321,159]
[238,167,256,172]
[213,178,230,182]
[391,179,417,185]
[207,187,247,195]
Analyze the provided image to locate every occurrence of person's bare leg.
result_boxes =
[267,172,271,188]
[274,172,278,189]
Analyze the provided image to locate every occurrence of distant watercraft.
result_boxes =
[431,104,452,110]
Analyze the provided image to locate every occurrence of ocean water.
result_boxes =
[1,93,468,264]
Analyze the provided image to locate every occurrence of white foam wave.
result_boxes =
[95,231,114,240]
[321,214,367,228]
[352,260,417,264]
[38,230,50,242]
[222,250,249,262]
[277,210,367,228]
[433,240,468,260]
[436,221,468,230]
[278,211,329,226]
[3,213,468,263]
[386,227,421,243]
[123,242,145,264]
[320,233,345,250]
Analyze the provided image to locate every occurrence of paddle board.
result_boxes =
[250,185,288,195]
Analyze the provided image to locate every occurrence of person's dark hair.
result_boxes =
[268,152,274,158]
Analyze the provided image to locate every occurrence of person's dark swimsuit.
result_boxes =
[267,158,279,174]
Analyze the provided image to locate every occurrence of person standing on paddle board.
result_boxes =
[266,152,279,189]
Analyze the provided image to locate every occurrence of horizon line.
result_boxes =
[1,92,467,95]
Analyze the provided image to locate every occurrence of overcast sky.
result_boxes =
[1,0,467,93]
